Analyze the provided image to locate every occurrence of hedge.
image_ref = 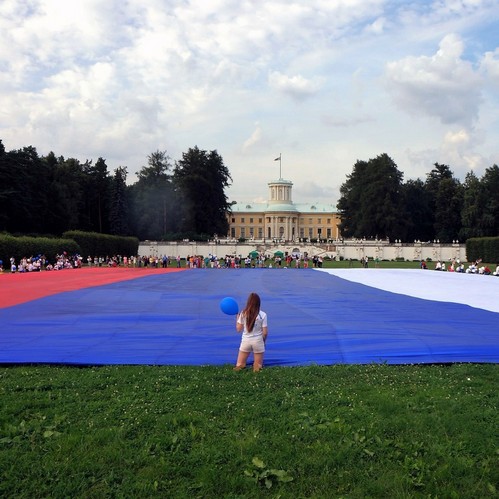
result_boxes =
[0,234,81,267]
[466,237,499,263]
[62,231,139,259]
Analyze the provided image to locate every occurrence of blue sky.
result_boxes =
[1,0,498,205]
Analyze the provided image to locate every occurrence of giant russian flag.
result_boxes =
[0,267,497,365]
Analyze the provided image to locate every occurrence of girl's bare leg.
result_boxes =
[253,353,264,372]
[234,350,250,370]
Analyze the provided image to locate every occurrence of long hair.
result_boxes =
[243,292,261,332]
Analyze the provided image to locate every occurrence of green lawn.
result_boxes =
[1,364,497,498]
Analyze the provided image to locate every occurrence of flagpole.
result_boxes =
[274,153,282,179]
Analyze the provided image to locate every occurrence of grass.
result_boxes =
[1,363,497,498]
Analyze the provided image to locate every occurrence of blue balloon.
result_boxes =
[220,297,239,315]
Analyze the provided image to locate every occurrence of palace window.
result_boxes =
[250,218,253,223]
[241,217,245,223]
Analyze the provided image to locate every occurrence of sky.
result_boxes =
[1,0,498,206]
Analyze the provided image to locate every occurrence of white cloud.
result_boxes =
[405,126,489,180]
[385,34,483,126]
[480,48,499,86]
[294,181,338,202]
[364,16,387,35]
[0,0,498,204]
[268,71,323,99]
[242,125,263,152]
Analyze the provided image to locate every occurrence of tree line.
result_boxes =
[0,140,232,241]
[1,139,497,244]
[338,153,499,243]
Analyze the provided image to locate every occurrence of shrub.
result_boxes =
[63,231,139,258]
[467,237,499,263]
[0,234,80,265]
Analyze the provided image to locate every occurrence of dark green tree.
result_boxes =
[0,145,51,234]
[109,166,130,236]
[0,140,11,231]
[173,146,232,238]
[337,159,368,238]
[401,179,434,242]
[425,163,463,242]
[479,164,499,236]
[129,150,176,240]
[338,153,405,240]
[460,171,484,240]
[82,157,111,233]
[48,156,86,233]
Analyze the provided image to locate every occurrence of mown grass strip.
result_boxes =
[1,364,497,498]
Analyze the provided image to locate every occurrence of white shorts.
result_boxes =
[239,335,265,354]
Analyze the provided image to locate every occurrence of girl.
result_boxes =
[234,292,268,372]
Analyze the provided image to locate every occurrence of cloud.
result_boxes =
[480,48,499,87]
[294,181,338,202]
[441,128,485,171]
[242,125,263,152]
[0,0,498,203]
[364,16,387,35]
[268,71,323,100]
[385,34,483,126]
[405,126,489,180]
[321,115,374,127]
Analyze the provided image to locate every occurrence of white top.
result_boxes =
[237,311,268,338]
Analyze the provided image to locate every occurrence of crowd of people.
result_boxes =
[6,254,81,272]
[4,254,142,273]
[2,252,498,276]
[423,258,499,276]
[179,253,326,269]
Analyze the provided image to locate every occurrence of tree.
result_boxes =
[136,150,172,184]
[401,179,434,242]
[425,163,463,242]
[173,146,232,238]
[0,140,12,231]
[337,153,405,240]
[0,145,51,234]
[129,150,176,240]
[479,165,499,236]
[109,166,130,236]
[82,157,111,233]
[460,171,484,240]
[47,157,86,233]
[337,160,368,238]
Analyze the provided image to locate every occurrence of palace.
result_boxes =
[228,176,341,242]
